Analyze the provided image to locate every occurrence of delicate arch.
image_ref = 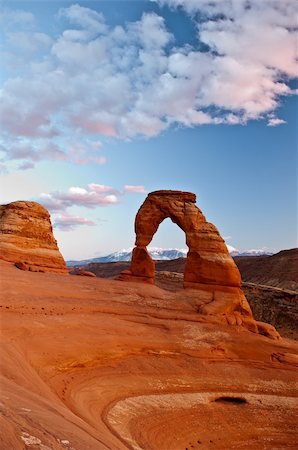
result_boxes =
[121,190,241,287]
[119,191,279,339]
[119,190,280,339]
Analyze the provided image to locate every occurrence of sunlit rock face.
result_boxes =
[119,190,279,338]
[0,260,297,450]
[0,201,68,274]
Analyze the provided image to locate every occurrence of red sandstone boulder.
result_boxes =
[76,271,96,277]
[0,201,68,274]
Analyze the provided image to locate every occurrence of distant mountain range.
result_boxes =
[66,246,273,267]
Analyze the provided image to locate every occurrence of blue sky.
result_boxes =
[0,0,297,259]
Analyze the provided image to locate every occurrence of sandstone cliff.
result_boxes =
[0,201,68,274]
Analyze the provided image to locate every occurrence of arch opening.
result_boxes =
[149,217,188,291]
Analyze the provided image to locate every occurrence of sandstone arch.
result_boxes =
[121,190,240,287]
[120,190,272,329]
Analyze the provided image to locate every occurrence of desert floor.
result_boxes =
[0,260,298,450]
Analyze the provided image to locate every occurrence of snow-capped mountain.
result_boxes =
[225,246,273,257]
[146,247,187,260]
[67,247,187,266]
[67,246,273,266]
[232,249,274,257]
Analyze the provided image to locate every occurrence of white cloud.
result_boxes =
[17,161,35,170]
[7,31,53,56]
[0,1,296,166]
[157,1,297,120]
[37,182,146,213]
[38,184,120,212]
[53,212,96,231]
[267,117,286,127]
[58,3,108,40]
[7,141,66,161]
[68,187,88,195]
[88,183,114,193]
[0,7,35,30]
[0,136,106,170]
[124,185,147,193]
[128,11,173,49]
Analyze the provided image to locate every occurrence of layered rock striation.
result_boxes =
[0,201,68,274]
[1,260,297,449]
[119,190,278,338]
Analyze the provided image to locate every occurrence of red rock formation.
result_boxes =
[0,201,68,274]
[119,190,278,338]
[75,271,96,277]
[0,260,297,449]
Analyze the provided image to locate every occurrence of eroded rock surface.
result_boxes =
[0,260,297,450]
[0,201,68,274]
[119,190,279,339]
